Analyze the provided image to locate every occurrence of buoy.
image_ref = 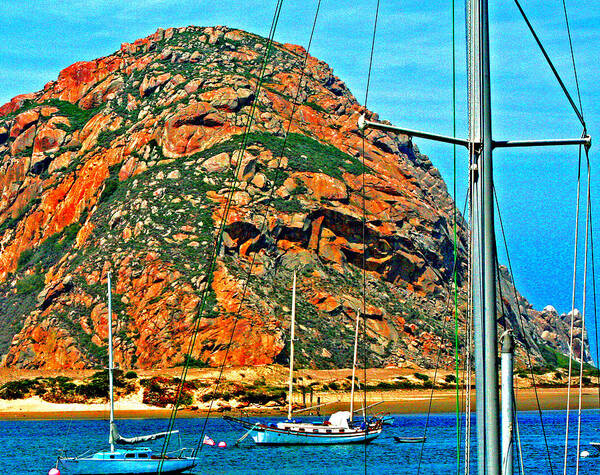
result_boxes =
[218,441,227,448]
[203,435,215,446]
[48,468,60,475]
[581,450,590,458]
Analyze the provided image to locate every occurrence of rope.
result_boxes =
[450,0,462,470]
[157,3,285,470]
[512,0,586,130]
[416,300,453,475]
[495,249,513,474]
[560,0,584,119]
[417,193,469,475]
[563,146,583,475]
[464,138,474,475]
[512,392,525,475]
[361,1,380,472]
[591,195,600,411]
[575,149,591,475]
[191,0,329,458]
[563,0,589,468]
[493,187,554,475]
[562,0,597,419]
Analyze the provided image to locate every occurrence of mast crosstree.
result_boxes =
[358,0,592,473]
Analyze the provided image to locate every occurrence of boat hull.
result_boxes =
[57,457,195,474]
[251,427,382,445]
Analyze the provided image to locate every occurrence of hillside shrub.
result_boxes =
[0,379,38,399]
[16,273,44,295]
[414,372,429,382]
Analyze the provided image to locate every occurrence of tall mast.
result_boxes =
[287,271,297,421]
[349,309,361,422]
[469,0,500,473]
[357,0,590,470]
[107,271,115,452]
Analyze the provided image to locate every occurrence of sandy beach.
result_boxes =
[1,366,598,420]
[2,386,598,421]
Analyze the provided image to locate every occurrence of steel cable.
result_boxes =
[575,149,591,475]
[563,145,583,475]
[512,0,586,130]
[493,186,555,475]
[157,2,285,470]
[361,1,380,473]
[189,0,329,459]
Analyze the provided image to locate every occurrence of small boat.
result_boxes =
[381,415,395,426]
[589,442,600,455]
[226,271,383,445]
[394,436,426,444]
[53,272,196,475]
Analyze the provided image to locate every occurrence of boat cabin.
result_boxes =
[91,448,154,460]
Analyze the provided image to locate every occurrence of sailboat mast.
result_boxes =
[287,271,297,421]
[107,271,115,452]
[349,309,360,422]
[469,0,500,473]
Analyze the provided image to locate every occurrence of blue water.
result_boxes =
[3,410,600,474]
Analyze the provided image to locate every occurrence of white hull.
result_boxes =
[251,425,382,445]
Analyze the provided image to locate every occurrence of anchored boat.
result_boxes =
[226,271,383,445]
[225,411,382,445]
[54,272,196,475]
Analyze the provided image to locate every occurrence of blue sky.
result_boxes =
[1,1,599,354]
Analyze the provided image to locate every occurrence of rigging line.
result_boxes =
[450,0,462,471]
[197,0,323,443]
[590,193,600,410]
[563,144,583,475]
[497,260,528,475]
[495,249,523,474]
[575,149,591,475]
[493,186,555,475]
[512,391,526,475]
[157,1,285,469]
[191,0,325,457]
[361,1,380,472]
[512,0,586,130]
[417,191,470,475]
[464,140,474,475]
[416,297,453,475]
[560,0,584,118]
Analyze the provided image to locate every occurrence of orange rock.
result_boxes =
[122,226,132,241]
[10,109,39,137]
[33,125,66,154]
[10,126,36,155]
[299,173,347,200]
[0,93,36,117]
[41,57,122,104]
[308,215,324,250]
[140,73,172,97]
[76,221,95,248]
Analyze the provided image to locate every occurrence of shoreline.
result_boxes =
[2,387,598,421]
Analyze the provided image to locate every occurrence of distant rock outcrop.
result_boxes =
[0,26,588,370]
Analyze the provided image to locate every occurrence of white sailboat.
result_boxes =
[226,271,382,445]
[53,272,196,475]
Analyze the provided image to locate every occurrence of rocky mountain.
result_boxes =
[0,25,588,370]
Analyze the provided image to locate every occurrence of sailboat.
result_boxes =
[225,271,383,445]
[54,272,196,475]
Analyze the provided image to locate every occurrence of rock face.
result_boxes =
[0,26,588,370]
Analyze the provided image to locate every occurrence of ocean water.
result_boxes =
[3,410,600,474]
